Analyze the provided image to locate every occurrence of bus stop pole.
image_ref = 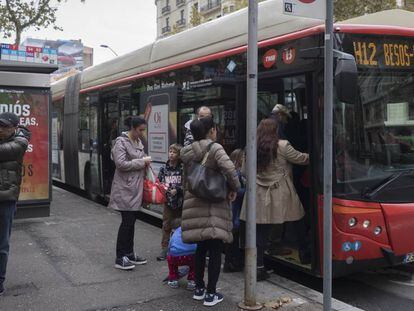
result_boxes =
[323,0,334,310]
[239,0,262,310]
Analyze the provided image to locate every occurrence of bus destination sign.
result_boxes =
[352,40,414,68]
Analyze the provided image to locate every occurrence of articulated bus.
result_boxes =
[51,0,414,276]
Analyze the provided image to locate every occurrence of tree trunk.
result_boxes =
[15,27,21,47]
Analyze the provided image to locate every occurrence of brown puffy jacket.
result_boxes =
[180,139,240,244]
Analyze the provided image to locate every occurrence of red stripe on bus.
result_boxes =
[79,26,325,94]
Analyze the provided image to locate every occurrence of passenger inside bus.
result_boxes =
[256,76,313,268]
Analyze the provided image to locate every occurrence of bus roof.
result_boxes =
[51,2,414,99]
[339,9,414,28]
[52,0,322,98]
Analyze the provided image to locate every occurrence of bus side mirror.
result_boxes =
[335,52,358,104]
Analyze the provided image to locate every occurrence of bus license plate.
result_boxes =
[403,253,414,264]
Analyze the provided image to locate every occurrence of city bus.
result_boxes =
[51,0,414,277]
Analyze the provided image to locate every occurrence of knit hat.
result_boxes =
[0,112,19,127]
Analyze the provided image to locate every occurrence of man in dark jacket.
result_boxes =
[0,112,30,296]
[183,106,212,146]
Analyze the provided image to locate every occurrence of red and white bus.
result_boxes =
[51,0,414,276]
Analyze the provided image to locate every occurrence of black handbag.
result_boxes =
[187,142,228,202]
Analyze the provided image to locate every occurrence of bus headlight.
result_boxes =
[348,217,357,227]
[374,226,382,235]
[363,220,371,228]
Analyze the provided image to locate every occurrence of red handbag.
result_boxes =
[143,165,167,204]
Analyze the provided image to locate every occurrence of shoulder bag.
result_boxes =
[187,142,228,202]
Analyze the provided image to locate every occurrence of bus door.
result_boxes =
[258,73,315,270]
[101,91,120,196]
[88,93,102,196]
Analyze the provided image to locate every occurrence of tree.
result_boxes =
[334,0,396,21]
[189,4,201,27]
[171,24,182,35]
[0,0,85,46]
[403,0,414,10]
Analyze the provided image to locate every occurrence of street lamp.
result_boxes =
[100,44,118,56]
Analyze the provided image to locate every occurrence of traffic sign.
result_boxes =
[283,0,325,20]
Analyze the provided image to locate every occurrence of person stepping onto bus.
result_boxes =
[240,117,309,281]
[183,106,212,146]
[180,117,240,307]
[109,116,151,270]
[157,144,184,261]
[166,219,197,290]
[0,113,31,296]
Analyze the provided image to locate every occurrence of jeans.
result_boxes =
[195,239,223,294]
[0,201,16,286]
[116,211,139,259]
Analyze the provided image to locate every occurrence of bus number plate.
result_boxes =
[403,253,414,264]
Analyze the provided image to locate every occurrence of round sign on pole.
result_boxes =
[299,0,316,3]
[262,49,277,69]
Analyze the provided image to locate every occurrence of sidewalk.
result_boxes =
[0,187,362,311]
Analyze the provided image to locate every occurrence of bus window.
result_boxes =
[119,85,133,133]
[180,83,238,152]
[333,70,414,201]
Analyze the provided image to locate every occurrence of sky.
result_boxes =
[3,0,157,65]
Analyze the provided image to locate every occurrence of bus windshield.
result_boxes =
[333,68,414,202]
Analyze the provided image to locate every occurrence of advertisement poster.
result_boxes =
[147,104,169,162]
[140,87,178,164]
[1,38,86,81]
[0,88,49,202]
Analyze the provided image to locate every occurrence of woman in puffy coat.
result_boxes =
[240,117,309,281]
[180,116,240,307]
[108,116,151,270]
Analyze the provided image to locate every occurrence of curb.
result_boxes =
[267,275,365,311]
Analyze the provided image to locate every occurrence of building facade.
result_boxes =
[155,0,249,39]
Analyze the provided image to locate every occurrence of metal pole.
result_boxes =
[239,1,261,310]
[323,0,333,310]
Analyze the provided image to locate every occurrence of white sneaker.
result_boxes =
[203,292,224,307]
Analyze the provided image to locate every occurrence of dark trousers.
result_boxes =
[195,239,223,294]
[224,228,241,267]
[116,211,139,259]
[161,206,181,248]
[257,224,272,267]
[0,201,16,286]
[240,221,272,268]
